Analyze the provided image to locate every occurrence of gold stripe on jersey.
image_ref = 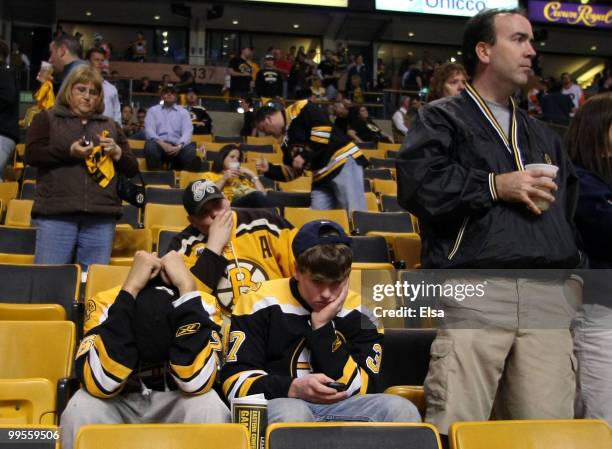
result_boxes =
[170,343,215,380]
[171,352,219,394]
[337,356,359,387]
[311,135,330,144]
[92,335,132,381]
[223,369,268,400]
[239,374,265,397]
[83,361,117,398]
[284,100,308,130]
[312,142,360,182]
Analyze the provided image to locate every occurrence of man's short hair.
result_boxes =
[52,34,82,59]
[461,8,526,78]
[254,105,279,124]
[86,47,105,61]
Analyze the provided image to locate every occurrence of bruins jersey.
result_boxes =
[168,208,297,315]
[77,287,223,398]
[265,100,368,186]
[221,277,383,401]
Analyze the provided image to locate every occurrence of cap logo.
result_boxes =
[192,180,217,201]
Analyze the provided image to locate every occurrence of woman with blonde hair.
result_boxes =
[25,64,138,272]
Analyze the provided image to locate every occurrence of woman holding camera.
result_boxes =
[25,65,138,272]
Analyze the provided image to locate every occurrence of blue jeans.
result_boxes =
[267,394,420,424]
[33,215,116,272]
[311,156,367,212]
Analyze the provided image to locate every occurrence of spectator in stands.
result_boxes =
[309,75,327,103]
[255,100,368,212]
[400,61,422,92]
[255,54,283,102]
[130,31,147,62]
[347,55,368,94]
[375,58,388,91]
[25,65,138,271]
[137,76,155,93]
[120,104,138,137]
[540,76,574,126]
[391,96,411,144]
[348,74,364,104]
[397,9,583,440]
[168,179,296,313]
[221,220,421,423]
[289,52,313,98]
[173,65,196,93]
[209,144,273,207]
[273,47,292,99]
[185,88,212,135]
[228,46,254,99]
[60,250,230,449]
[561,72,584,112]
[565,93,612,425]
[21,61,55,128]
[91,33,111,69]
[0,40,18,181]
[427,62,467,102]
[238,95,256,137]
[144,84,200,171]
[48,34,86,88]
[129,107,147,140]
[348,105,392,144]
[319,49,339,100]
[158,74,171,92]
[87,47,121,123]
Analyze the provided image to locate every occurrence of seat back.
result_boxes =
[214,135,243,143]
[145,187,183,205]
[352,211,414,235]
[350,236,390,263]
[364,168,393,180]
[364,191,379,211]
[137,171,175,187]
[0,303,66,321]
[20,180,36,199]
[5,199,33,227]
[75,424,250,449]
[85,264,131,302]
[284,208,350,234]
[381,194,401,212]
[277,176,312,192]
[377,142,401,152]
[372,179,397,196]
[143,204,189,241]
[246,135,278,145]
[110,228,153,265]
[266,191,311,209]
[267,423,441,449]
[0,181,19,213]
[369,157,397,169]
[191,134,213,144]
[239,143,275,153]
[0,226,37,264]
[157,229,180,256]
[450,419,612,449]
[118,204,141,229]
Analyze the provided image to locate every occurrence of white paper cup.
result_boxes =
[525,163,559,211]
[228,161,240,170]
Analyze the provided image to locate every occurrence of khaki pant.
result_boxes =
[424,277,578,435]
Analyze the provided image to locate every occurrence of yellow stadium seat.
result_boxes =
[110,228,153,266]
[127,139,145,150]
[0,182,19,214]
[359,148,385,160]
[13,143,26,170]
[201,142,231,152]
[136,158,148,171]
[377,142,401,152]
[85,264,131,301]
[245,151,283,164]
[0,321,75,425]
[385,385,426,416]
[192,134,213,144]
[178,171,213,189]
[0,303,66,321]
[266,423,442,449]
[449,419,612,449]
[143,203,189,242]
[392,234,422,269]
[246,135,278,145]
[278,176,312,192]
[5,199,33,227]
[364,192,379,211]
[372,179,397,196]
[75,423,250,449]
[284,208,350,234]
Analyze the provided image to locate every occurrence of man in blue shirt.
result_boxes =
[144,84,200,171]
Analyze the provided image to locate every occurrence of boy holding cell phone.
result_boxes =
[221,220,420,423]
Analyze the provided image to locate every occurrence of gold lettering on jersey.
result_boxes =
[217,259,269,309]
[76,334,97,359]
[176,322,201,337]
[332,336,342,352]
[259,236,272,259]
[544,153,552,165]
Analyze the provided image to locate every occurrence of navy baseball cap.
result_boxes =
[183,180,225,216]
[292,220,352,257]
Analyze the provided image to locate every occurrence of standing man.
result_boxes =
[144,84,200,171]
[255,100,368,212]
[561,72,584,113]
[396,8,583,439]
[185,88,212,135]
[87,48,121,123]
[255,54,283,103]
[0,40,19,181]
[48,34,86,89]
[391,96,411,144]
[173,65,197,94]
[228,47,253,100]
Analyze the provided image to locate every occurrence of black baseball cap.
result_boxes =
[160,83,177,94]
[183,180,225,216]
[292,220,351,257]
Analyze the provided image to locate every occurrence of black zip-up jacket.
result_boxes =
[0,66,19,142]
[396,86,582,269]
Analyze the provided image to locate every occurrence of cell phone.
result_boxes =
[326,381,347,392]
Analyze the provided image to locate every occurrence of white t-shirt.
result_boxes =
[561,84,583,110]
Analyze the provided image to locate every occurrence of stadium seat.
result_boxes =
[130,148,145,158]
[0,303,66,321]
[110,228,153,266]
[266,191,311,209]
[178,170,211,189]
[12,143,26,170]
[145,187,183,205]
[84,264,131,304]
[392,234,422,269]
[284,208,350,234]
[380,194,402,212]
[386,150,398,159]
[364,191,379,211]
[117,204,141,229]
[0,263,81,324]
[363,178,372,192]
[136,157,148,171]
[143,203,189,242]
[20,179,36,199]
[372,179,397,196]
[364,168,393,180]
[266,423,442,449]
[22,165,37,181]
[377,142,401,152]
[278,176,311,192]
[350,235,391,264]
[357,141,378,150]
[239,143,275,153]
[191,134,213,144]
[201,142,230,152]
[246,135,278,145]
[449,419,612,449]
[352,211,415,235]
[245,151,283,164]
[0,321,76,424]
[0,225,36,264]
[75,423,250,449]
[157,229,180,256]
[127,139,145,149]
[384,385,426,416]
[136,171,175,188]
[359,148,385,160]
[0,181,19,214]
[369,157,397,169]
[5,199,33,227]
[214,135,243,143]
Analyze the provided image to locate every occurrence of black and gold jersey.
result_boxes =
[168,208,297,315]
[221,277,383,401]
[265,100,368,186]
[76,288,223,398]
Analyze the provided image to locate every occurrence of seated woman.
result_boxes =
[209,144,275,208]
[348,105,393,144]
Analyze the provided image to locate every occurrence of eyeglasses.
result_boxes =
[73,85,100,96]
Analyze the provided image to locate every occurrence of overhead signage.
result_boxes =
[528,1,611,29]
[243,0,348,7]
[376,0,519,17]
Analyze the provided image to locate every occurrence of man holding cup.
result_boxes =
[396,9,583,439]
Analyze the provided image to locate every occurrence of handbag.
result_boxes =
[117,172,147,208]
